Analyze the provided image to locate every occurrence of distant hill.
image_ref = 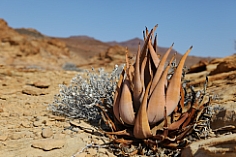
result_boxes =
[0,18,218,71]
[57,35,110,59]
[56,35,215,68]
[107,37,144,49]
[106,37,214,68]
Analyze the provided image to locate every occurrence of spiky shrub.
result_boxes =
[49,25,212,156]
[96,25,213,156]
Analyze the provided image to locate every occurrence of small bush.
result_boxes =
[48,65,124,122]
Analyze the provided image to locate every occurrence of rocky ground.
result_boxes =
[0,65,116,157]
[0,55,236,157]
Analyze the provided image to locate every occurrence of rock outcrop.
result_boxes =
[0,19,70,70]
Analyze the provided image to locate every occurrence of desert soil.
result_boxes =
[1,60,236,157]
[0,65,116,157]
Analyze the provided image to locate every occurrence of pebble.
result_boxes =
[41,128,53,138]
[22,86,49,96]
[45,120,55,126]
[49,115,66,122]
[33,121,42,127]
[33,81,50,88]
[21,121,31,128]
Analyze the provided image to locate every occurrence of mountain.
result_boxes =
[0,18,215,71]
[57,35,110,60]
[106,38,214,68]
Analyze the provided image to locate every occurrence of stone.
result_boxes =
[49,115,66,122]
[32,81,50,88]
[31,139,65,151]
[210,55,236,75]
[181,134,236,157]
[188,60,208,74]
[22,86,49,96]
[41,128,53,138]
[21,121,31,128]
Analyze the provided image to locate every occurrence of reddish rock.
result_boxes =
[188,60,208,73]
[0,18,70,69]
[210,55,236,75]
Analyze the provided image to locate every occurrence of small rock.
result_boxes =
[63,123,71,128]
[49,115,66,122]
[33,121,43,127]
[181,134,236,157]
[31,139,65,151]
[41,128,53,138]
[45,120,55,126]
[33,81,50,88]
[21,121,31,128]
[22,86,49,96]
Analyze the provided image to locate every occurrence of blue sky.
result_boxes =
[0,1,236,57]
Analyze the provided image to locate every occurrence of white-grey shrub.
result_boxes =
[48,65,124,122]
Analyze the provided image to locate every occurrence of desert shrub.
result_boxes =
[48,65,124,122]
